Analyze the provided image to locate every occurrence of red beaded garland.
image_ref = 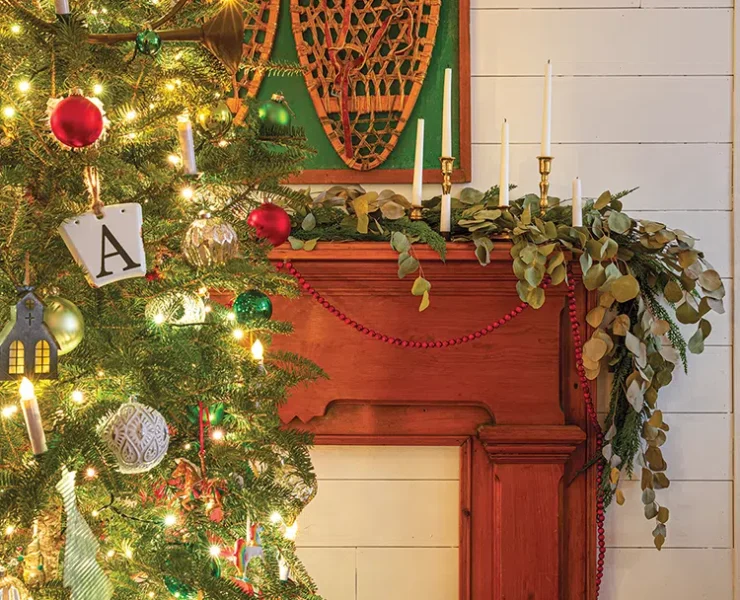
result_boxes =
[566,264,606,598]
[278,260,607,596]
[276,261,533,348]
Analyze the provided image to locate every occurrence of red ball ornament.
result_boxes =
[49,93,104,148]
[246,203,291,247]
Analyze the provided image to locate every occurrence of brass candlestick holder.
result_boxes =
[439,156,455,240]
[440,156,455,195]
[410,205,423,220]
[537,156,553,210]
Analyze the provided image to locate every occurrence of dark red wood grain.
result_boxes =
[225,243,597,599]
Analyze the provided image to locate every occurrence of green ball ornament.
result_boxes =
[164,576,197,599]
[135,30,162,56]
[258,93,292,129]
[233,290,272,323]
[43,296,84,356]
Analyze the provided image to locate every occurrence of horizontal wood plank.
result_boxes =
[597,347,731,413]
[601,549,732,599]
[296,480,459,547]
[471,77,732,144]
[471,0,730,9]
[630,210,731,277]
[472,10,732,76]
[356,548,459,600]
[296,548,357,600]
[309,446,460,480]
[470,143,732,210]
[605,480,732,548]
[638,413,731,480]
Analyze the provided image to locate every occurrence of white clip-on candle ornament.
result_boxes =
[59,167,146,287]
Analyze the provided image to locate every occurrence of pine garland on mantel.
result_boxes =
[269,183,726,550]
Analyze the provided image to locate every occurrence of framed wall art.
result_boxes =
[245,0,471,184]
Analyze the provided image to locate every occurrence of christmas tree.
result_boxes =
[0,0,323,598]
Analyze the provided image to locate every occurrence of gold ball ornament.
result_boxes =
[0,568,29,600]
[196,101,232,136]
[182,212,239,270]
[43,296,84,356]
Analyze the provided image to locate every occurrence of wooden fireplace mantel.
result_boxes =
[265,242,598,600]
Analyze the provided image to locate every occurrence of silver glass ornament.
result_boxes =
[182,213,239,269]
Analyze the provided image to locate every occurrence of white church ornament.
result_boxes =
[59,203,146,287]
[99,399,170,474]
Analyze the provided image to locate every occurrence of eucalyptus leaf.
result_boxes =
[676,301,700,325]
[475,242,491,266]
[390,231,411,253]
[380,201,406,220]
[586,307,606,328]
[611,274,640,302]
[583,338,607,362]
[594,190,612,210]
[688,327,705,354]
[302,238,318,251]
[397,254,419,279]
[653,473,670,489]
[584,264,606,290]
[301,212,316,231]
[418,290,430,312]
[460,187,485,205]
[525,266,543,288]
[608,210,631,234]
[580,252,593,275]
[550,264,566,286]
[664,280,683,303]
[288,236,305,250]
[527,287,545,309]
[644,502,659,519]
[411,276,431,296]
[657,506,670,524]
[698,269,722,292]
[641,488,656,505]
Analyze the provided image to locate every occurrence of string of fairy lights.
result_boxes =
[0,299,293,591]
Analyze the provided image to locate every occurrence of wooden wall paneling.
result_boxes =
[471,10,732,76]
[471,77,732,144]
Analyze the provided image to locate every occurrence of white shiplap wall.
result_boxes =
[296,0,735,597]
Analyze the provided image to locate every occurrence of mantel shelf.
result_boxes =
[270,240,514,263]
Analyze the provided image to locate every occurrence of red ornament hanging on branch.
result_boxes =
[48,90,106,149]
[246,203,291,247]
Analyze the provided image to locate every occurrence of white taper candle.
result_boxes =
[177,113,198,175]
[20,377,46,455]
[55,0,70,14]
[572,177,583,227]
[412,119,425,207]
[441,69,453,158]
[499,119,510,207]
[541,60,552,156]
[440,193,451,234]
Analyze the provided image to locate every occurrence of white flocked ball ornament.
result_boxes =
[99,400,170,474]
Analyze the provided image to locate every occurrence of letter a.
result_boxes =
[97,224,142,278]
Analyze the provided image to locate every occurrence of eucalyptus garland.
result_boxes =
[274,183,725,550]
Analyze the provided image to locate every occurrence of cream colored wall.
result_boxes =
[296,446,460,600]
[296,0,735,597]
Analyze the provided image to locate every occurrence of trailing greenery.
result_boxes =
[275,184,726,550]
[0,0,325,599]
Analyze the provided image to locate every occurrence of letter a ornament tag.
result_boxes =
[59,203,147,287]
